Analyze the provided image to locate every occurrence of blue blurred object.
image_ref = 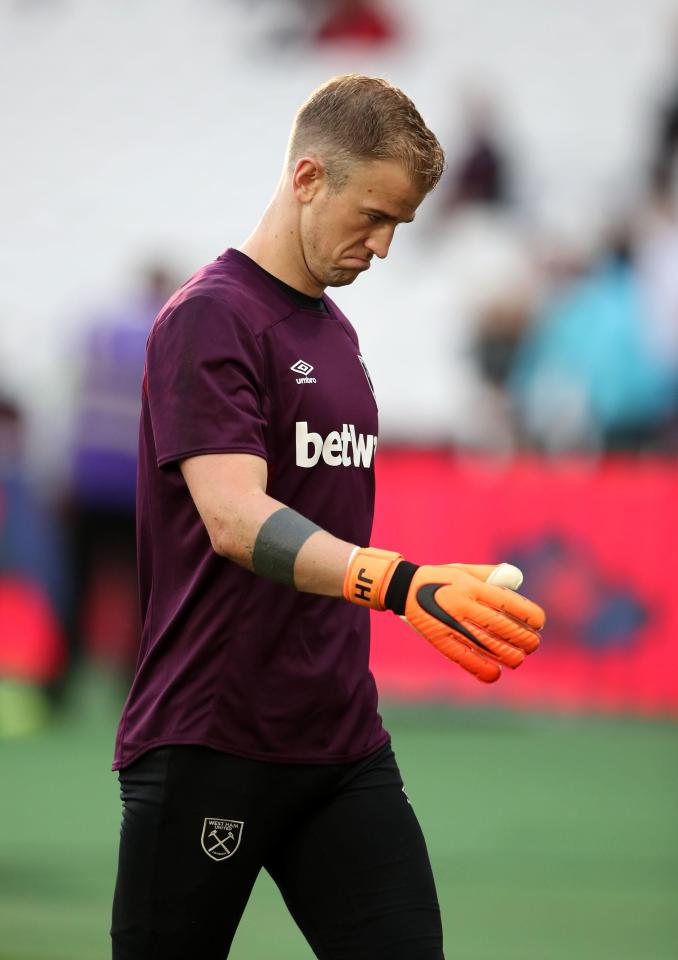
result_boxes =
[0,397,67,705]
[70,266,176,509]
[0,398,68,626]
[510,245,677,450]
[505,533,648,652]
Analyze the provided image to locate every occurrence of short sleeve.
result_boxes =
[146,296,268,467]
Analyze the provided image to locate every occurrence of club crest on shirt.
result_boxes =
[200,817,244,861]
[358,354,376,399]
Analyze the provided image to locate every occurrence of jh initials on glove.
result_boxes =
[343,548,545,684]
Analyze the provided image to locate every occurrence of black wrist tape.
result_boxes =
[384,561,419,615]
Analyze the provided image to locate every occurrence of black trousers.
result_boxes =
[111,742,444,959]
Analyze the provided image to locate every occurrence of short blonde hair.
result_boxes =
[287,75,445,192]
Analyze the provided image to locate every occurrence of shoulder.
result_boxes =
[153,256,287,342]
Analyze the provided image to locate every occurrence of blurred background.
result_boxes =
[1,1,677,958]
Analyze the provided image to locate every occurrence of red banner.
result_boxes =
[369,452,678,715]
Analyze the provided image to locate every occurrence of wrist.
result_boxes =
[382,560,419,614]
[343,546,405,609]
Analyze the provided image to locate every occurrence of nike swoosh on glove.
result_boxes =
[343,548,545,683]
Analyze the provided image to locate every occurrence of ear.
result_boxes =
[291,156,325,204]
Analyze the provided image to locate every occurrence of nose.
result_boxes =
[364,224,396,260]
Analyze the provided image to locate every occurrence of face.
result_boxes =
[294,158,426,292]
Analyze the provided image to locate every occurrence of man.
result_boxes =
[111,75,545,959]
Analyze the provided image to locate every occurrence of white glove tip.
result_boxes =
[487,563,523,590]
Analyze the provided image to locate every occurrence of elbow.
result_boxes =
[205,521,237,560]
[209,533,229,559]
[210,532,236,560]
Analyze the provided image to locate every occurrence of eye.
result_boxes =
[365,212,382,224]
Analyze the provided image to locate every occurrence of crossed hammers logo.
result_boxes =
[207,829,235,855]
[201,818,244,861]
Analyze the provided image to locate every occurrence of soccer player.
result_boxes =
[111,75,545,959]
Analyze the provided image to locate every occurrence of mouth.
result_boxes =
[343,257,371,270]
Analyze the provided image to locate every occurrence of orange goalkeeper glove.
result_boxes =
[343,548,545,684]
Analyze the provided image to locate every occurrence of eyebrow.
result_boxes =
[363,206,416,224]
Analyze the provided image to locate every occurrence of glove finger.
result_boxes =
[472,603,542,654]
[450,563,500,582]
[401,617,502,683]
[486,563,523,590]
[473,580,546,631]
[462,619,526,668]
[446,563,523,590]
[432,631,503,683]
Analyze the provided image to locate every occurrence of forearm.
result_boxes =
[246,497,356,596]
[197,484,354,595]
[179,454,544,685]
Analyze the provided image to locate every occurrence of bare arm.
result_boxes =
[179,452,355,596]
[180,452,545,684]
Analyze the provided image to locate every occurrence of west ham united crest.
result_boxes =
[200,817,244,862]
[358,354,376,399]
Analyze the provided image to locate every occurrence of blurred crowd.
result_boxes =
[435,82,678,456]
[0,265,179,732]
[233,0,401,49]
[2,0,678,730]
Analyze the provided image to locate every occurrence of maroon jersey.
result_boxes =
[113,250,388,767]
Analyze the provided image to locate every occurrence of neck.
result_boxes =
[240,192,323,297]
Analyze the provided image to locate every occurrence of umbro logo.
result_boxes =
[291,359,313,375]
[291,359,317,384]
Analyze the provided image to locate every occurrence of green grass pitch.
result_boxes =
[1,681,676,960]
